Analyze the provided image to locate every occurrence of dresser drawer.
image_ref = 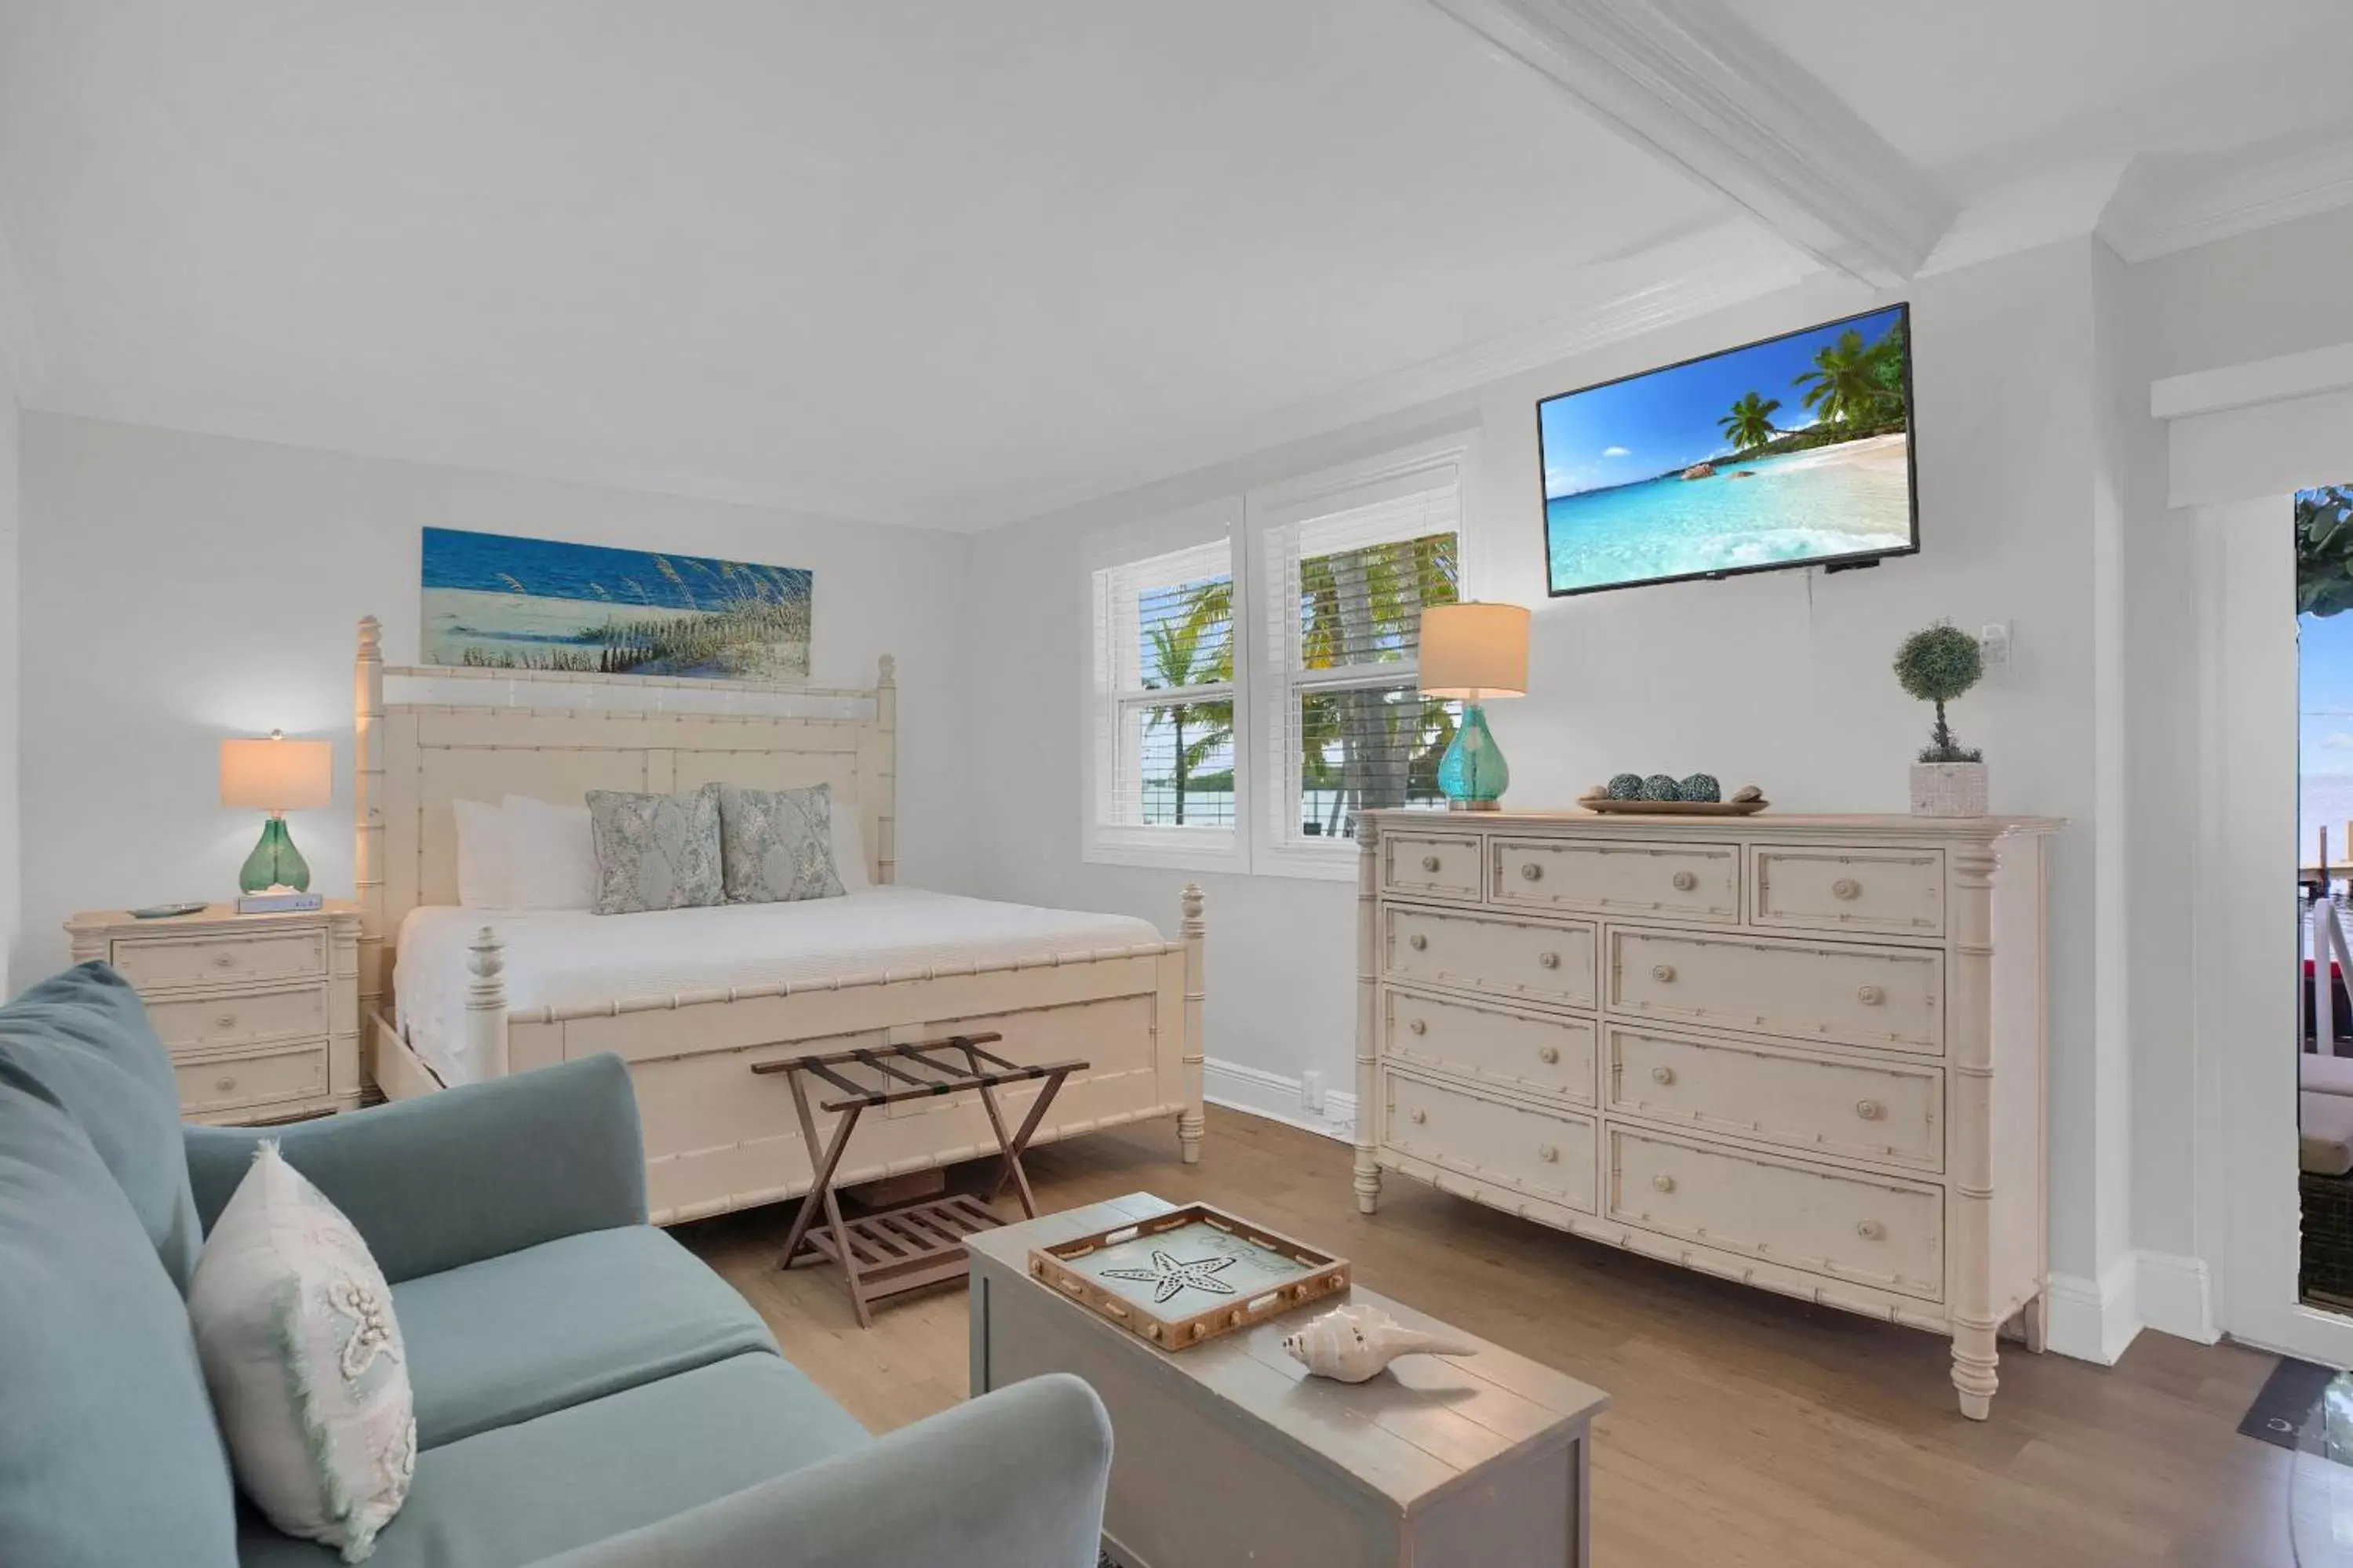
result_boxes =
[1491,837,1739,922]
[146,984,327,1055]
[1603,1023,1942,1170]
[1606,927,1943,1054]
[1380,831,1482,901]
[1752,846,1944,937]
[1382,1068,1595,1213]
[1383,988,1594,1105]
[1384,906,1596,1009]
[174,1046,329,1117]
[1606,1127,1943,1301]
[112,930,327,991]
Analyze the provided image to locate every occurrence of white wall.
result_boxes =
[970,239,2126,1305]
[9,414,976,980]
[0,372,18,995]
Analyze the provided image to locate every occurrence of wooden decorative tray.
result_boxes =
[1575,795,1768,817]
[1029,1202,1349,1353]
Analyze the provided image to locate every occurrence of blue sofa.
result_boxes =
[0,962,1113,1567]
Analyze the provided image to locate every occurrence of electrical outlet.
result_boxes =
[1301,1071,1325,1115]
[1980,620,2011,673]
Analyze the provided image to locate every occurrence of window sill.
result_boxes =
[1082,830,1248,875]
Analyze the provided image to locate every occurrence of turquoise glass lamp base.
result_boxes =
[239,816,312,894]
[1437,701,1509,811]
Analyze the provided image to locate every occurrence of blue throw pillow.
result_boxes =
[0,961,203,1289]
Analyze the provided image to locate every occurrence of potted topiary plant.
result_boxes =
[1893,620,1987,816]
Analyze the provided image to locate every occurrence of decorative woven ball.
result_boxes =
[1640,773,1681,802]
[1606,773,1645,800]
[1677,773,1722,802]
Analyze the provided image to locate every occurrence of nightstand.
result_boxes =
[64,902,362,1124]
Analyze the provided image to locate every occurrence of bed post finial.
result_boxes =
[465,926,511,1080]
[1178,883,1206,1164]
[872,654,898,886]
[355,615,388,1048]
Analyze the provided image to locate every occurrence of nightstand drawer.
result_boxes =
[174,1046,328,1116]
[111,930,327,991]
[147,984,327,1054]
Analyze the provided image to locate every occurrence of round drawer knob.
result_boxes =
[1652,1173,1675,1194]
[1422,855,1441,873]
[1408,933,1428,951]
[1856,1219,1885,1242]
[1652,963,1677,983]
[1538,951,1560,970]
[1538,1045,1560,1064]
[214,1014,238,1030]
[1408,1018,1427,1035]
[1832,878,1862,901]
[212,953,236,969]
[214,1075,235,1093]
[1408,1107,1427,1125]
[1856,1098,1883,1121]
[1521,862,1543,882]
[1856,984,1885,1006]
[1651,1064,1675,1086]
[1671,870,1697,892]
[1539,1144,1559,1163]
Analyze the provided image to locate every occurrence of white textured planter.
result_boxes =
[1910,761,1988,817]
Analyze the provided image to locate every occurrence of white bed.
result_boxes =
[394,888,1165,1087]
[353,618,1206,1224]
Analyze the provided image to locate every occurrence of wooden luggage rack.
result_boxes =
[756,1031,1087,1326]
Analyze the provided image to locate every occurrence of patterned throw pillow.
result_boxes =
[717,782,848,904]
[189,1144,415,1563]
[585,783,725,915]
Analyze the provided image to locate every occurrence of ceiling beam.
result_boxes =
[1425,0,1948,286]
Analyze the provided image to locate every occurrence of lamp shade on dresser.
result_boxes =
[1352,809,2061,1419]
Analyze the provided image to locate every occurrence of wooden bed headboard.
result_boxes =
[351,616,898,1023]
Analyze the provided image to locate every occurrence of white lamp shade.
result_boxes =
[1419,602,1530,698]
[220,733,332,812]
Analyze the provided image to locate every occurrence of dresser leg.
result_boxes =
[1353,1152,1381,1214]
[2023,1289,2049,1355]
[1951,1327,1998,1420]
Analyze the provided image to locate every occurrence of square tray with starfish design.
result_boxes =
[1025,1202,1350,1353]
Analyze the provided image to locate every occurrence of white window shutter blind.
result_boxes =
[1090,538,1237,835]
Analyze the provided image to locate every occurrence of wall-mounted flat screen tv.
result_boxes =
[1538,304,1918,596]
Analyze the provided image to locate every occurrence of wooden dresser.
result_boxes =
[66,902,364,1124]
[1352,809,2060,1419]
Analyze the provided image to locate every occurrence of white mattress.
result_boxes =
[394,886,1166,1086]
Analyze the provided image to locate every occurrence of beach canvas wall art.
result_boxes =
[421,527,813,682]
[1539,304,1917,595]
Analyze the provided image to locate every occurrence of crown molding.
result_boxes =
[967,220,1811,530]
[1423,0,1947,286]
[2100,126,2353,264]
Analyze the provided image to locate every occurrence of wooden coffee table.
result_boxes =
[967,1192,1608,1567]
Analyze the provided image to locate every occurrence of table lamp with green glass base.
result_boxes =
[220,730,332,893]
[1419,602,1531,811]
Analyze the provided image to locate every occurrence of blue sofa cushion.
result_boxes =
[0,1090,238,1567]
[393,1224,779,1449]
[235,1352,871,1568]
[0,961,202,1287]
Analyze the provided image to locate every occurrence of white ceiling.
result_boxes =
[2,2,2351,529]
[0,1,1732,527]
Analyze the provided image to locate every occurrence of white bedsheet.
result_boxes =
[393,886,1167,1086]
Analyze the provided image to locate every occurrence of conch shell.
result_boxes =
[1280,1304,1474,1383]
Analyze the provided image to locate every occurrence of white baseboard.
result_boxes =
[2045,1249,2220,1364]
[1201,1057,1357,1143]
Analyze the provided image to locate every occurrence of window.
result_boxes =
[1083,438,1470,875]
[1087,535,1246,868]
[1256,459,1462,871]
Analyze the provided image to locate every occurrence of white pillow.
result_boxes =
[189,1144,415,1563]
[504,793,596,909]
[832,796,871,892]
[451,798,511,908]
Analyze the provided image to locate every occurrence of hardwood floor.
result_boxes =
[679,1111,2304,1567]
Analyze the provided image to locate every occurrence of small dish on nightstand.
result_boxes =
[127,901,209,919]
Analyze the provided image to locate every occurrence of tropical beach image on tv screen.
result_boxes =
[1539,304,1915,595]
[421,526,813,682]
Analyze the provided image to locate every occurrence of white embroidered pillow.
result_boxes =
[189,1144,416,1562]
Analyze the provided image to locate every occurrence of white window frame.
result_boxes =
[1245,435,1477,882]
[1081,501,1252,873]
